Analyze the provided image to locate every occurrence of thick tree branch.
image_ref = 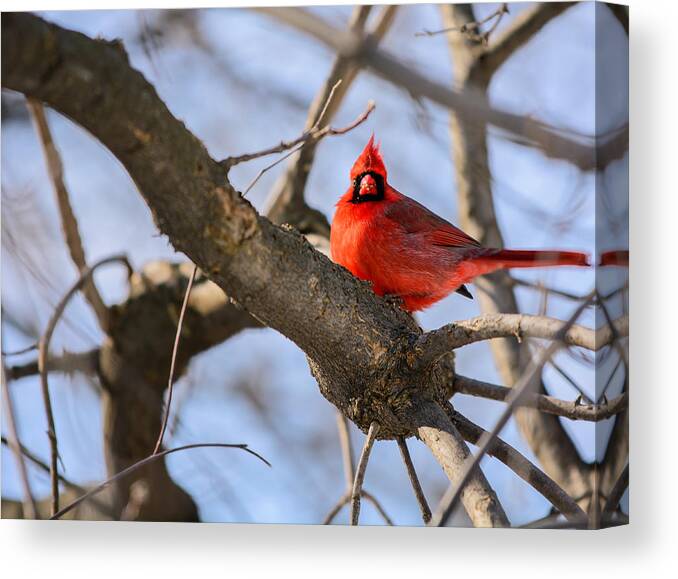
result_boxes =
[412,401,510,528]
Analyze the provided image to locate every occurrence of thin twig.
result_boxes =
[324,413,391,525]
[153,264,197,455]
[453,374,627,422]
[396,437,431,523]
[37,254,131,516]
[240,99,375,197]
[336,413,355,487]
[27,98,111,333]
[322,489,393,526]
[430,293,595,527]
[416,3,508,40]
[350,421,379,526]
[2,362,39,519]
[50,442,270,520]
[223,79,343,168]
[510,276,587,302]
[2,343,38,356]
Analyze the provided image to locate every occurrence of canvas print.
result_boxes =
[1,2,628,528]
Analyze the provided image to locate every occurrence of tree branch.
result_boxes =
[50,442,270,520]
[453,374,628,422]
[417,313,598,368]
[26,99,112,333]
[38,254,131,515]
[264,4,398,235]
[396,437,431,523]
[476,2,575,79]
[3,13,516,527]
[449,407,586,523]
[412,401,510,527]
[6,348,98,381]
[350,421,379,525]
[1,363,39,519]
[256,6,624,171]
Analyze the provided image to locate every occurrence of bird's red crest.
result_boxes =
[350,135,387,181]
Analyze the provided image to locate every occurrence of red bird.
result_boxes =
[330,136,589,312]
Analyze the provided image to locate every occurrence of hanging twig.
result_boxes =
[323,414,392,525]
[153,264,197,455]
[50,442,270,520]
[350,421,380,526]
[37,254,131,516]
[396,437,431,523]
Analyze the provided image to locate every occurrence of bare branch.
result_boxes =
[239,99,375,197]
[417,312,598,370]
[413,401,509,527]
[256,7,623,171]
[453,374,628,422]
[6,348,98,381]
[264,4,398,234]
[153,264,197,455]
[477,2,575,78]
[449,408,586,524]
[350,421,379,526]
[324,414,392,526]
[602,463,628,517]
[26,99,111,332]
[38,255,131,515]
[2,362,38,519]
[50,442,270,520]
[416,2,509,42]
[396,437,431,523]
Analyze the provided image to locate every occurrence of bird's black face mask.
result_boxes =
[351,171,385,203]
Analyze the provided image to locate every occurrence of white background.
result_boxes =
[1,0,676,577]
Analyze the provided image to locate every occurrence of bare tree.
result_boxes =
[1,3,627,528]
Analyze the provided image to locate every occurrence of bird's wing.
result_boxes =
[384,192,481,248]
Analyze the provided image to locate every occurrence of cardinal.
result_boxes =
[330,136,589,313]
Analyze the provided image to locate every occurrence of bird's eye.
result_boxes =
[352,179,358,188]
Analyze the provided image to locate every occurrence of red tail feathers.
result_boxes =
[488,249,590,268]
[462,249,589,280]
